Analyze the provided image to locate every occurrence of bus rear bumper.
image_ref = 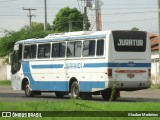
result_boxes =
[108,80,151,91]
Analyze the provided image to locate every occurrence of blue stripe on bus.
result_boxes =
[30,63,151,69]
[32,64,63,69]
[84,63,151,68]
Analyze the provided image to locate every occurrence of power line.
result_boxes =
[0,10,157,17]
[0,0,18,2]
[0,15,24,16]
[0,4,156,9]
[103,3,156,6]
[102,7,156,10]
[105,18,158,24]
[0,3,156,5]
[101,11,157,15]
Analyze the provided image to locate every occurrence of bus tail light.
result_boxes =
[148,69,151,77]
[106,69,112,77]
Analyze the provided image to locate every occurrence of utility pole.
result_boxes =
[82,0,92,31]
[158,0,160,81]
[83,5,87,31]
[44,0,47,32]
[95,0,102,31]
[23,8,36,28]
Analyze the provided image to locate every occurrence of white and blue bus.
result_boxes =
[10,30,151,100]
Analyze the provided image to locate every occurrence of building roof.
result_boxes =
[149,33,159,51]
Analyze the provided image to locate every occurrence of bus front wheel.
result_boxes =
[71,81,80,99]
[25,81,34,97]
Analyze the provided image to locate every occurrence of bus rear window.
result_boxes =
[112,31,146,52]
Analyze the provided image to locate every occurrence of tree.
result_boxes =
[131,27,139,31]
[53,7,90,32]
[30,22,51,31]
[0,22,52,57]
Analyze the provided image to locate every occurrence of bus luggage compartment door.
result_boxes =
[112,60,150,88]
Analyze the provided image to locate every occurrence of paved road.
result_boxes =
[0,85,160,102]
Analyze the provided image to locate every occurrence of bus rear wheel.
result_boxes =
[55,92,65,98]
[71,81,80,99]
[25,81,34,97]
[101,90,111,101]
[101,89,119,101]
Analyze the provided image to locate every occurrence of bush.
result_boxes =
[151,83,160,89]
[0,23,52,57]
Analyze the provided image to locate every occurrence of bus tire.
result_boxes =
[102,89,119,101]
[55,92,65,98]
[101,89,111,101]
[71,81,80,99]
[25,81,34,97]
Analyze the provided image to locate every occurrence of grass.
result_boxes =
[0,100,160,111]
[0,80,11,85]
[0,80,159,119]
[0,100,160,120]
[151,83,160,89]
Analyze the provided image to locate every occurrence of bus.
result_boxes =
[10,30,151,100]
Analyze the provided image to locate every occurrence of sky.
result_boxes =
[0,0,158,37]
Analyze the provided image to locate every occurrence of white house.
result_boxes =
[150,33,160,84]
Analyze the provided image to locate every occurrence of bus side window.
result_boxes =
[83,40,95,57]
[59,42,66,57]
[38,44,51,58]
[52,42,66,58]
[24,45,30,59]
[44,44,51,58]
[67,41,82,57]
[96,39,104,56]
[24,44,37,59]
[30,45,37,58]
[52,43,59,57]
[75,41,82,57]
[67,42,74,57]
[38,44,45,58]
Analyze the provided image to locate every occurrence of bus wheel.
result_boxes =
[55,92,65,98]
[101,89,111,101]
[102,89,119,101]
[25,82,34,97]
[71,81,80,99]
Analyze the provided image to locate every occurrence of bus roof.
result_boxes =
[15,31,109,44]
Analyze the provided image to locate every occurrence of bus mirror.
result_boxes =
[14,44,19,50]
[9,53,13,65]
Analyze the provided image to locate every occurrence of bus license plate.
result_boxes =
[127,73,135,78]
